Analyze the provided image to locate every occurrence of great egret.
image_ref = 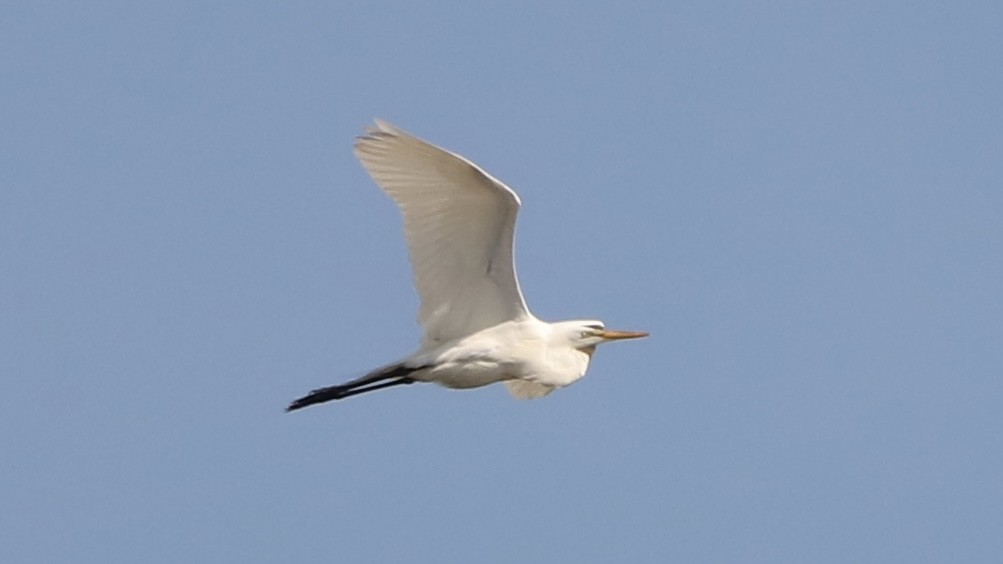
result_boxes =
[287,120,647,411]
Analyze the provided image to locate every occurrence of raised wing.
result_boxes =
[353,120,531,344]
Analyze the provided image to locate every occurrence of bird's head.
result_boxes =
[556,320,648,355]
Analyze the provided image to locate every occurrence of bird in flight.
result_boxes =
[287,120,647,411]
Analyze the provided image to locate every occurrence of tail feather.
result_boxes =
[286,363,421,412]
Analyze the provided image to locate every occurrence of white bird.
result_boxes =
[287,120,647,411]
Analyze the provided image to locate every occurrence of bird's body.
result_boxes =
[407,319,594,392]
[287,121,646,411]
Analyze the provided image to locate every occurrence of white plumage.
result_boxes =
[353,120,527,345]
[287,121,646,411]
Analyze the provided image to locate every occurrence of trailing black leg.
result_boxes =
[286,364,422,411]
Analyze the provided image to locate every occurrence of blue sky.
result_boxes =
[2,2,1001,562]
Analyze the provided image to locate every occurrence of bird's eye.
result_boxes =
[581,331,591,338]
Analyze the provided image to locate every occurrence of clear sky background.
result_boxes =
[2,2,1001,563]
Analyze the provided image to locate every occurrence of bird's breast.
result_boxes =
[524,347,592,388]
